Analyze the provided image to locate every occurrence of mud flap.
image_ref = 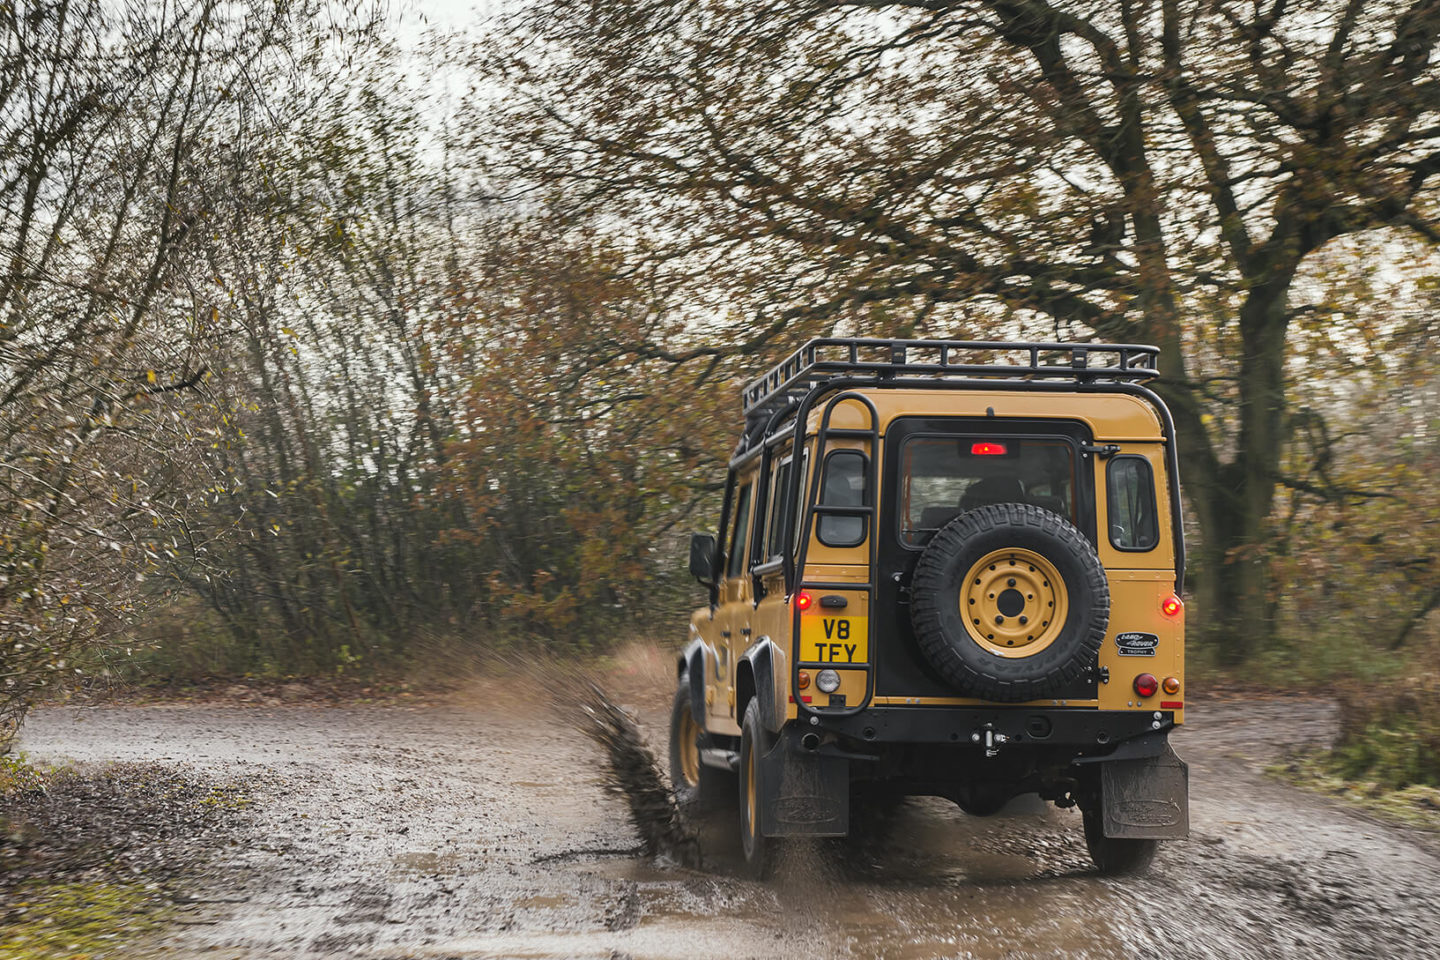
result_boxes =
[1101,742,1189,840]
[758,726,849,837]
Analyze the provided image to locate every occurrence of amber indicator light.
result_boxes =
[797,670,811,690]
[1162,676,1181,695]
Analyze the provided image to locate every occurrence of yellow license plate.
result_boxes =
[800,615,869,664]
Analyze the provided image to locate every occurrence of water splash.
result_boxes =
[571,683,702,869]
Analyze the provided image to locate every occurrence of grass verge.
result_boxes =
[1269,751,1440,831]
[0,880,166,959]
[1,757,248,959]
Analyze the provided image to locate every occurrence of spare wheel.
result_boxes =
[910,502,1109,702]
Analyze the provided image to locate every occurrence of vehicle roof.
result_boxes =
[809,388,1166,443]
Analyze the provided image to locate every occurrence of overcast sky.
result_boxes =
[395,0,505,35]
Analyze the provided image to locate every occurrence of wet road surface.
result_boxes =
[17,684,1440,960]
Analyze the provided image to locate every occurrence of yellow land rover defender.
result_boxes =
[669,339,1188,878]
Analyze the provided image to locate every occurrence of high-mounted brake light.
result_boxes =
[795,592,814,611]
[1161,595,1183,618]
[971,442,1008,456]
[1134,673,1159,698]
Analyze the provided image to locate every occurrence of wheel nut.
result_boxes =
[994,615,1004,624]
[1019,616,1028,625]
[1007,578,1016,587]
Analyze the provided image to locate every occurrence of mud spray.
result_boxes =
[568,683,703,869]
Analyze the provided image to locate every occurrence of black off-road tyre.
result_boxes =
[910,502,1109,702]
[1083,807,1159,876]
[738,699,779,879]
[668,680,734,816]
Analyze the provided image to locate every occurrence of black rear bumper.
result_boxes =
[757,707,1182,839]
[810,705,1173,750]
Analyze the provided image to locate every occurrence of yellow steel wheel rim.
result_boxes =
[677,706,701,788]
[960,547,1068,657]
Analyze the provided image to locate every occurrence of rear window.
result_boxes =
[899,437,1077,546]
[817,451,867,548]
[1107,455,1158,551]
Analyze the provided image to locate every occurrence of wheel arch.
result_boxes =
[681,637,707,724]
[738,637,784,734]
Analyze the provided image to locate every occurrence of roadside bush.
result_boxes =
[1330,673,1440,790]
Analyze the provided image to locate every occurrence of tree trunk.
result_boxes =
[1181,278,1292,664]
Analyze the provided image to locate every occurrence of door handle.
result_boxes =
[721,630,731,638]
[741,627,752,636]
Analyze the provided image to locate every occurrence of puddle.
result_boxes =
[516,894,573,910]
[392,850,458,875]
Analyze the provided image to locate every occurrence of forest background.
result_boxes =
[2,0,1439,790]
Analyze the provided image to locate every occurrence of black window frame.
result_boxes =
[1106,454,1159,552]
[765,453,800,561]
[727,482,753,579]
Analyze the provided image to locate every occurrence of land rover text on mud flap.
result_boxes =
[668,339,1189,878]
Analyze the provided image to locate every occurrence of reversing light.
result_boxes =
[816,669,841,693]
[1133,673,1159,698]
[797,670,811,690]
[1161,595,1183,618]
[796,592,814,611]
[1162,676,1180,695]
[971,442,1008,456]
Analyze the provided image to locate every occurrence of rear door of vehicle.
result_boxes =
[876,416,1100,701]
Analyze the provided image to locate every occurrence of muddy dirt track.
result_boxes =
[17,668,1440,960]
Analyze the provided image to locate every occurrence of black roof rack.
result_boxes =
[742,337,1160,423]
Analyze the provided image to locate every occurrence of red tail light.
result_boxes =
[970,442,1008,456]
[795,592,813,611]
[1161,595,1183,618]
[1133,673,1159,698]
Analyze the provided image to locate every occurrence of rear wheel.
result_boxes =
[1082,807,1159,875]
[668,679,732,815]
[738,699,778,879]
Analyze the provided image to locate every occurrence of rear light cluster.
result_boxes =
[1161,594,1183,618]
[1134,673,1182,702]
[795,592,814,611]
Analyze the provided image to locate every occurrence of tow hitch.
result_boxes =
[972,722,1012,757]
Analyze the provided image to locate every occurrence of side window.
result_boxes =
[765,459,792,559]
[1107,456,1158,551]
[817,451,867,548]
[727,483,753,578]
